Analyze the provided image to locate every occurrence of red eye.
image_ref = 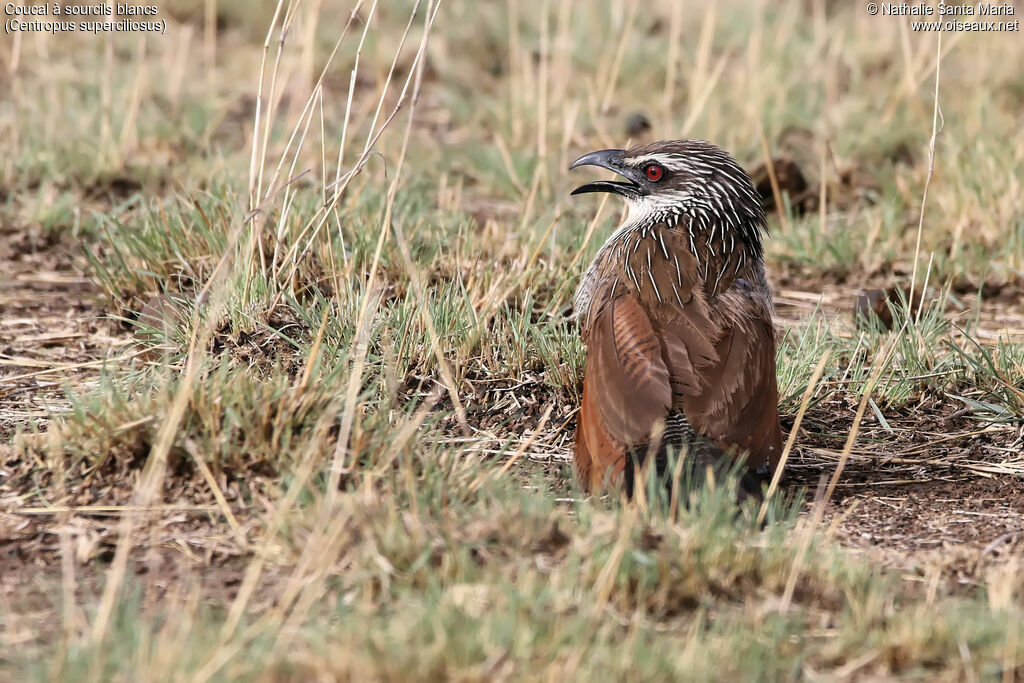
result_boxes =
[645,164,664,182]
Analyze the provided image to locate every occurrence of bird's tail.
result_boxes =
[623,412,768,503]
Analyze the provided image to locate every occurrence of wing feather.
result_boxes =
[573,226,783,490]
[574,295,673,490]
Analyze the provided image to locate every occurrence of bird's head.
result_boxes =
[569,139,767,260]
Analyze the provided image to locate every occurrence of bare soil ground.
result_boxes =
[0,224,132,441]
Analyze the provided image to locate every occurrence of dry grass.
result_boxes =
[2,0,1024,680]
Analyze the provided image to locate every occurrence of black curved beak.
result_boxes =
[568,149,643,197]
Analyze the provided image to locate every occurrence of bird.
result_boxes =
[568,139,783,501]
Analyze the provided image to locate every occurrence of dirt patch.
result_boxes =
[0,224,133,442]
[782,388,1024,586]
[822,477,1024,585]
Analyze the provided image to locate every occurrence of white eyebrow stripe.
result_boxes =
[623,154,699,174]
[622,153,667,167]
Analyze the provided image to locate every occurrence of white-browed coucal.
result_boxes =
[568,139,783,499]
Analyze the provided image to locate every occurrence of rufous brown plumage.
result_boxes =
[568,140,783,500]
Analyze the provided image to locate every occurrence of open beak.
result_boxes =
[568,148,643,197]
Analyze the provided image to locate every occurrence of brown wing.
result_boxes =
[639,232,782,471]
[655,307,782,471]
[573,230,783,491]
[574,295,672,492]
